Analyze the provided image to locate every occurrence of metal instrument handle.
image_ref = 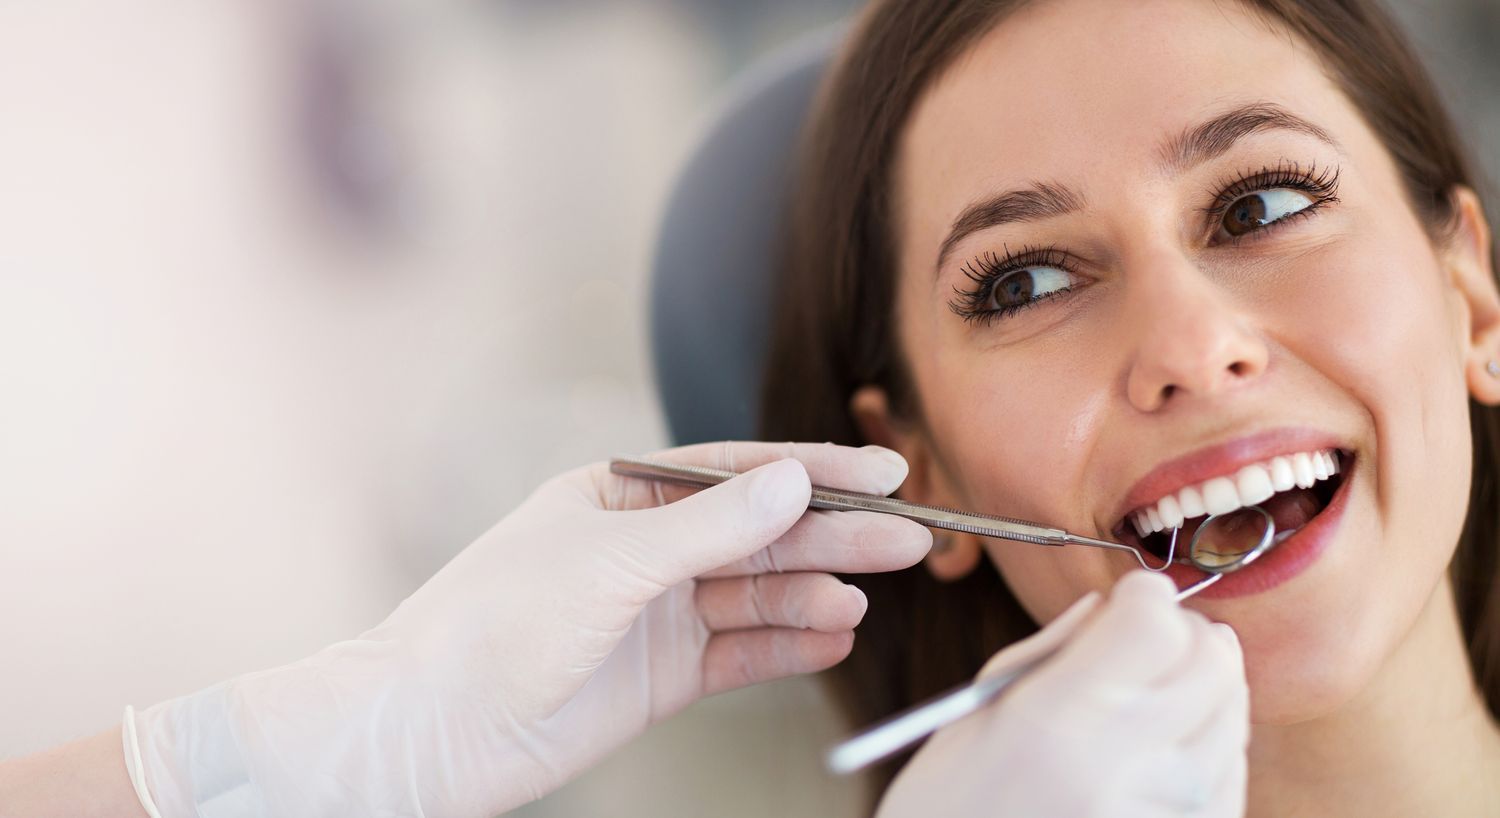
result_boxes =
[608,455,1229,774]
[823,570,1223,774]
[609,456,1067,547]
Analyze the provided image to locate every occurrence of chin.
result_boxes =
[1239,607,1391,725]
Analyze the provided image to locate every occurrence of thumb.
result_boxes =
[611,458,812,588]
[976,590,1102,681]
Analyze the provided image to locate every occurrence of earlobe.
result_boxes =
[1445,186,1500,405]
[1476,355,1500,406]
[924,529,985,581]
[849,386,984,582]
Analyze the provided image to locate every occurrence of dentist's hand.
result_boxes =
[130,442,930,818]
[876,571,1249,818]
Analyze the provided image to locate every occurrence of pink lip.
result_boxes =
[1162,453,1353,599]
[1107,427,1349,529]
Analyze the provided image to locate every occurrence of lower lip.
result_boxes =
[1160,461,1353,600]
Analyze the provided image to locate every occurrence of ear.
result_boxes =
[1444,186,1500,406]
[850,385,982,582]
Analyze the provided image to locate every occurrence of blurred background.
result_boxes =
[0,1,1493,816]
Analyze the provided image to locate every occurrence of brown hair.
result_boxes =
[758,0,1500,796]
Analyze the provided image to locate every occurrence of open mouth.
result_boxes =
[1111,448,1351,566]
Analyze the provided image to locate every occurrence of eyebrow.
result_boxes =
[934,182,1084,274]
[932,102,1341,274]
[1158,101,1338,174]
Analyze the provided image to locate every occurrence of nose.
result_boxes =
[1122,251,1269,412]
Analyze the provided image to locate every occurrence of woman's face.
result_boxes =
[872,0,1496,723]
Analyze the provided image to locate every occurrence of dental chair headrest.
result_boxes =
[649,28,842,445]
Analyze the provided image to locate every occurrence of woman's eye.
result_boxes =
[1220,188,1315,237]
[989,266,1072,309]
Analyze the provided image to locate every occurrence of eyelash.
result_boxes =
[950,245,1073,324]
[1201,160,1342,243]
[949,161,1343,325]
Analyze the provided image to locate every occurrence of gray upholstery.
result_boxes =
[649,28,842,445]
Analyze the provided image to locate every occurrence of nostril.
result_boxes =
[1228,361,1249,377]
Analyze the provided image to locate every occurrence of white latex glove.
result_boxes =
[876,571,1249,818]
[128,442,931,818]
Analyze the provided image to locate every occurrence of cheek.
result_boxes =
[1269,228,1471,527]
[983,538,1122,627]
[917,365,1081,516]
[1236,228,1473,722]
[910,349,1123,622]
[1274,234,1462,403]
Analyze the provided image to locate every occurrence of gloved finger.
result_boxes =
[700,509,931,578]
[1044,570,1193,691]
[701,628,855,696]
[1203,727,1250,818]
[696,573,867,633]
[976,590,1102,682]
[1176,688,1249,817]
[900,592,1100,739]
[1140,680,1246,815]
[1131,616,1245,743]
[602,459,812,591]
[1179,624,1248,747]
[1126,748,1226,814]
[582,441,909,511]
[874,593,1098,773]
[1176,627,1249,813]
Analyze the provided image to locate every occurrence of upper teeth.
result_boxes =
[1129,449,1341,537]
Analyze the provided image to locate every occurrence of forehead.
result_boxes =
[896,0,1351,247]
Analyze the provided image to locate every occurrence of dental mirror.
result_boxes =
[824,506,1279,775]
[1169,504,1277,599]
[605,458,1285,773]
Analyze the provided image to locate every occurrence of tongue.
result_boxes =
[1144,487,1323,562]
[1260,487,1323,534]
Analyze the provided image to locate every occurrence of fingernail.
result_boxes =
[1061,590,1100,616]
[861,445,909,489]
[845,584,868,617]
[752,458,810,516]
[1119,569,1177,600]
[1050,590,1101,630]
[1212,622,1241,654]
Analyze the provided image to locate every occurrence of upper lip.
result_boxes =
[1104,427,1351,534]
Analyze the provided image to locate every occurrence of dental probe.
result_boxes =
[608,456,1162,571]
[823,505,1276,775]
[608,456,1278,774]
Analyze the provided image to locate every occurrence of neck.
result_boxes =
[1246,578,1500,817]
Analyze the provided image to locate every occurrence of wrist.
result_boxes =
[133,640,410,818]
[0,729,149,818]
[133,680,267,817]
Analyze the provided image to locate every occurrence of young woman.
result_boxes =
[762,0,1500,814]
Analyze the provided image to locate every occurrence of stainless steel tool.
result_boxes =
[610,456,1167,570]
[823,505,1275,775]
[605,456,1278,775]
